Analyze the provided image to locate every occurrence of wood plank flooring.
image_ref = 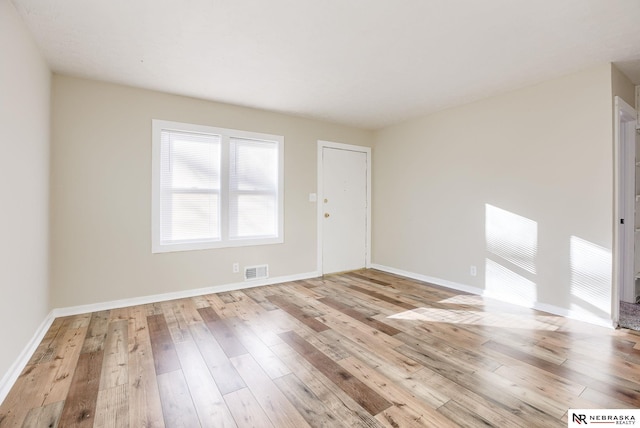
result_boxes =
[2,269,640,427]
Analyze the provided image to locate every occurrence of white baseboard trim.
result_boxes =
[531,301,614,329]
[53,270,321,318]
[1,270,320,404]
[0,311,56,405]
[370,264,485,295]
[370,264,614,329]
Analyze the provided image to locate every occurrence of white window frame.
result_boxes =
[152,119,284,253]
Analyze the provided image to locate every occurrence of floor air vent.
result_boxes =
[244,264,269,281]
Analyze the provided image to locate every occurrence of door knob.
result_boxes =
[324,213,330,218]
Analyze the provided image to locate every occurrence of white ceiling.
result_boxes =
[11,0,640,130]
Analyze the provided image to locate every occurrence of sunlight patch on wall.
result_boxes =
[484,204,538,307]
[388,307,559,330]
[485,258,537,306]
[485,204,538,273]
[569,235,612,318]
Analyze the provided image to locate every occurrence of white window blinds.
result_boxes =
[160,130,221,244]
[152,120,284,253]
[229,138,279,239]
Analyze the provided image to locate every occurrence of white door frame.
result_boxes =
[317,141,372,274]
[613,96,638,324]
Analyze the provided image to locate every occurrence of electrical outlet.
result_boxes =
[470,265,477,277]
[233,262,239,273]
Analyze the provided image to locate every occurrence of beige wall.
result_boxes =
[372,64,614,323]
[612,64,636,107]
[50,75,372,308]
[0,0,51,381]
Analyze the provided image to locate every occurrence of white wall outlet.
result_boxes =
[309,193,317,202]
[470,265,477,277]
[233,262,239,273]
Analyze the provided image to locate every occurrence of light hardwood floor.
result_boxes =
[1,269,640,427]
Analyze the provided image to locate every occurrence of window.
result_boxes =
[152,120,283,253]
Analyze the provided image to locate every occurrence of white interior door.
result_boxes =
[615,96,638,308]
[319,143,370,274]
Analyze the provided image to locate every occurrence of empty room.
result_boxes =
[2,0,640,426]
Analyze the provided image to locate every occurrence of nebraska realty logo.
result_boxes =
[569,409,640,426]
